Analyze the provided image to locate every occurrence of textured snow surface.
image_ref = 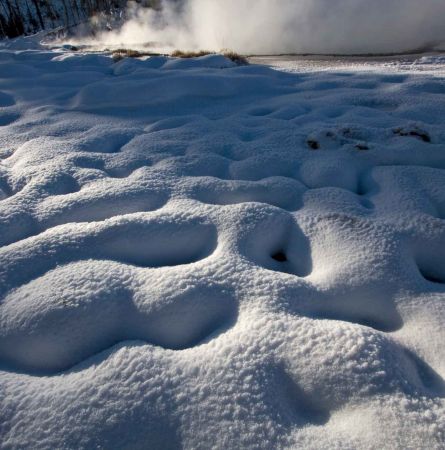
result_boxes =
[0,43,445,449]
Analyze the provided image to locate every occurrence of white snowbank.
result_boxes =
[0,44,444,449]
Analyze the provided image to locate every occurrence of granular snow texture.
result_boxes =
[0,44,444,449]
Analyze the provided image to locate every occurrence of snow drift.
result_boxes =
[83,0,445,54]
[1,38,445,448]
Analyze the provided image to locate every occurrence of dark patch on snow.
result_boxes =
[393,127,431,143]
[307,139,320,150]
[271,251,288,262]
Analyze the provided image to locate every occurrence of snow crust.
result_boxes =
[0,41,444,449]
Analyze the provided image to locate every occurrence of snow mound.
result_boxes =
[0,47,444,449]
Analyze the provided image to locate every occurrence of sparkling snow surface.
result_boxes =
[0,44,445,449]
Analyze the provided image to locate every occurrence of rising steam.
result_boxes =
[76,0,445,55]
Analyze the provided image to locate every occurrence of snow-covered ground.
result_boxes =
[250,53,445,76]
[0,40,445,449]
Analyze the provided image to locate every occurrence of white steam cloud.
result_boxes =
[82,0,445,55]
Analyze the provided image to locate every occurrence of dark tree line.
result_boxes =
[0,0,142,38]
